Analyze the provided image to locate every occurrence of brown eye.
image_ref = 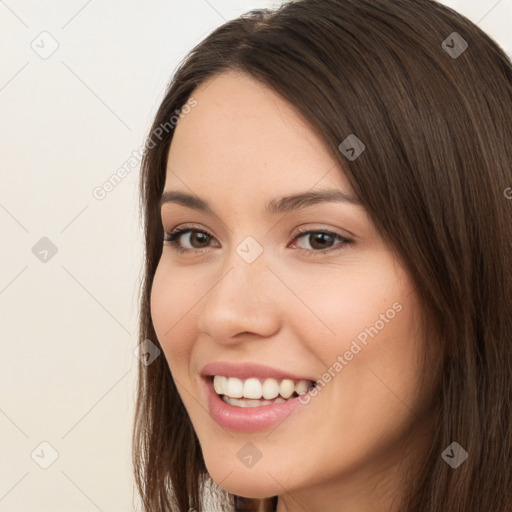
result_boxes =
[306,232,335,250]
[291,229,352,256]
[185,231,211,248]
[163,227,217,253]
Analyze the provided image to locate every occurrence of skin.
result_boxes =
[150,70,443,512]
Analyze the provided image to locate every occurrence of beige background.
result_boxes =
[0,1,510,510]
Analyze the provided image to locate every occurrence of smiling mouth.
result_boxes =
[209,375,317,407]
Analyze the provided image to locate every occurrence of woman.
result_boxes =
[132,0,512,511]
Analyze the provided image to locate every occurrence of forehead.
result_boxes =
[165,70,353,199]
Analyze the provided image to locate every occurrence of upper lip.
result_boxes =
[200,361,315,382]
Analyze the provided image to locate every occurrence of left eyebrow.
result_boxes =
[265,189,362,214]
[159,188,362,214]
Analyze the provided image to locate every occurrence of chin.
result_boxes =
[205,460,281,498]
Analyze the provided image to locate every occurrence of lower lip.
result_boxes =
[203,377,316,432]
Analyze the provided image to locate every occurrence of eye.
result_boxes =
[163,225,353,256]
[163,225,218,253]
[290,228,352,256]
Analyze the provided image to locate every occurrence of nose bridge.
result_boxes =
[216,233,270,300]
[197,237,279,341]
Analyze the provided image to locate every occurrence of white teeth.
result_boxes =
[225,377,243,398]
[262,378,279,399]
[213,375,314,400]
[213,375,227,395]
[294,380,310,395]
[243,378,263,399]
[279,379,295,399]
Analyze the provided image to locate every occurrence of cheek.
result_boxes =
[286,258,413,363]
[292,258,426,422]
[269,268,429,485]
[150,261,199,365]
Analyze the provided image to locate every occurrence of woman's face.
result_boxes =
[150,71,442,509]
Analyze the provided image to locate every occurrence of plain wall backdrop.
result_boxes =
[0,1,510,510]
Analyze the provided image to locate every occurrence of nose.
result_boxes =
[197,248,281,344]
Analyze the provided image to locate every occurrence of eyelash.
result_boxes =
[163,224,353,257]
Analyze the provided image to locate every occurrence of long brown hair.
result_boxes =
[132,1,512,510]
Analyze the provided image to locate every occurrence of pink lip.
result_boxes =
[200,361,316,381]
[202,376,317,432]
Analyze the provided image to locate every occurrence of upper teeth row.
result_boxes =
[213,375,314,399]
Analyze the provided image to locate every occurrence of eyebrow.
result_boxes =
[159,188,362,215]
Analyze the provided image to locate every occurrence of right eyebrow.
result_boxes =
[159,190,214,214]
